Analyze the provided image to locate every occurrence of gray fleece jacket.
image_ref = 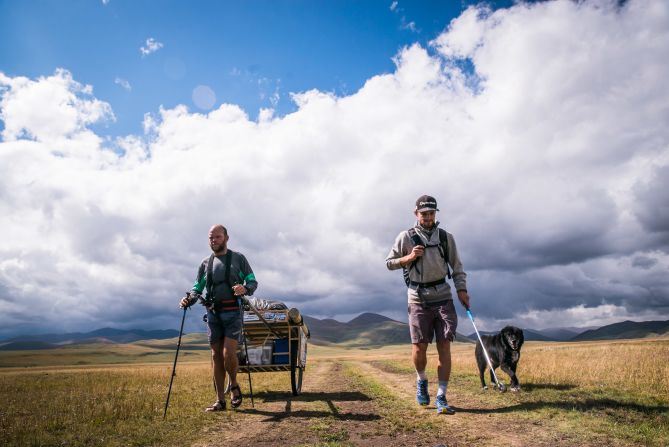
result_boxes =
[386,222,467,305]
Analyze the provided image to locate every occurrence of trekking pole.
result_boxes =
[240,311,255,408]
[465,306,503,390]
[163,305,187,419]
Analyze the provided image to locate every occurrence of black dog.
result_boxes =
[475,325,524,392]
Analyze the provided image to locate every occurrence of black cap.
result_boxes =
[415,195,439,212]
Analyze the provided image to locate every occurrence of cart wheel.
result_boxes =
[290,339,303,396]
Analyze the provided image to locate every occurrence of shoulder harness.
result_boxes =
[403,227,451,287]
[205,251,239,311]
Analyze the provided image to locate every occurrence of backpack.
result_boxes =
[205,251,240,311]
[403,227,451,287]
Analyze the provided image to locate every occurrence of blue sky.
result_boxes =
[1,0,668,337]
[1,0,507,137]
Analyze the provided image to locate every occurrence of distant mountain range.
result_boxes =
[467,320,669,342]
[304,312,473,347]
[0,328,180,351]
[1,315,667,351]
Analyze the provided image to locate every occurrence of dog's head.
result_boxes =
[501,326,524,351]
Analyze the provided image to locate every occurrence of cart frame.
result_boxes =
[238,308,308,395]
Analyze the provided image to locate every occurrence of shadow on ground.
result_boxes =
[252,390,372,403]
[237,390,381,422]
[454,398,669,415]
[521,383,577,391]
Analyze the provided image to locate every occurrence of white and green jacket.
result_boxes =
[191,250,257,310]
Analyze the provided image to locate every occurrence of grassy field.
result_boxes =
[0,338,668,446]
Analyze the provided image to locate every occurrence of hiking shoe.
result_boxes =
[416,379,429,406]
[435,394,455,415]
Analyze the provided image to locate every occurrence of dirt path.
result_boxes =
[353,361,545,447]
[192,360,400,446]
[190,358,630,447]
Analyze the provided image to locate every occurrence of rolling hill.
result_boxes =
[571,319,669,341]
[305,312,473,346]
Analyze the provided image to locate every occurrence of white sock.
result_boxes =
[416,370,427,381]
[437,380,448,397]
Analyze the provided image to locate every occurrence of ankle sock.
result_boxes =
[437,380,448,397]
[416,370,427,381]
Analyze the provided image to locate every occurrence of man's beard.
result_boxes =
[210,243,226,253]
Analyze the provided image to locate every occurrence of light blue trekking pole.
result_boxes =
[465,306,503,390]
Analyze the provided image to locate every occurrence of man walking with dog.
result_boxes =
[180,224,258,412]
[386,195,470,415]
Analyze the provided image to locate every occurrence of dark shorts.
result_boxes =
[408,300,458,344]
[206,309,243,344]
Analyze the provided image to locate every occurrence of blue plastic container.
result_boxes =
[273,339,289,364]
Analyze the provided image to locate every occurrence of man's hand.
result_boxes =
[457,290,470,309]
[401,245,424,267]
[179,295,192,309]
[232,284,247,296]
[179,292,200,309]
[410,245,425,260]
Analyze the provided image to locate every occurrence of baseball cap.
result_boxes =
[415,195,439,212]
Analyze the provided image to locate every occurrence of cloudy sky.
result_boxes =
[1,0,668,338]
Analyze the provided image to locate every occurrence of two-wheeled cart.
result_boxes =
[238,306,309,396]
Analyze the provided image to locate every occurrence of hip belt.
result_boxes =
[211,298,240,312]
[409,278,446,288]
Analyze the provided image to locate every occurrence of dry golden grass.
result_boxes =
[0,359,295,446]
[356,339,669,446]
[312,338,669,397]
[446,338,669,397]
[0,338,667,446]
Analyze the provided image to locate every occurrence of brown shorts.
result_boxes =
[408,300,458,344]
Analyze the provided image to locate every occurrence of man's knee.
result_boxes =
[210,343,224,362]
[413,342,428,353]
[223,337,238,352]
[223,347,237,362]
[436,340,451,356]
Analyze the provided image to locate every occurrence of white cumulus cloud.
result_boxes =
[0,0,668,336]
[140,37,163,57]
[114,77,131,91]
[0,69,114,146]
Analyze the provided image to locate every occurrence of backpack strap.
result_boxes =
[224,250,231,286]
[403,228,423,285]
[438,228,452,280]
[206,253,215,298]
